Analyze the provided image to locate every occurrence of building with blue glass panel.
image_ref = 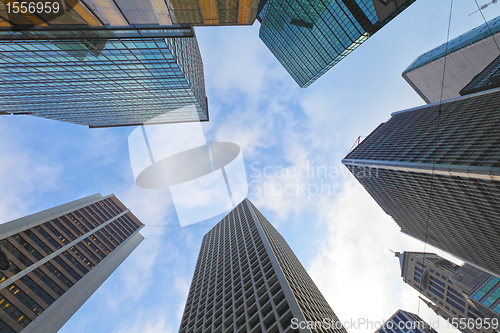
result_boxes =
[469,276,500,321]
[403,15,500,103]
[396,252,496,333]
[0,28,209,127]
[257,0,415,87]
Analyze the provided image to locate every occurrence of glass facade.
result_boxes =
[470,276,500,317]
[343,88,500,278]
[0,0,260,29]
[0,195,144,332]
[167,0,261,25]
[0,33,208,127]
[258,0,415,87]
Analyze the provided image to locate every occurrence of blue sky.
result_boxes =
[1,1,500,332]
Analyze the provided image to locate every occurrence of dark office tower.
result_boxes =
[257,0,415,88]
[0,194,144,333]
[178,199,346,333]
[396,252,498,333]
[0,28,209,127]
[403,15,500,104]
[342,87,500,277]
[374,309,437,333]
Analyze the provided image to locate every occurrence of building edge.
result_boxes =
[0,193,110,239]
[245,199,309,332]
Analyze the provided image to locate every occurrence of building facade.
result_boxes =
[0,193,144,333]
[375,309,437,333]
[342,87,500,277]
[468,274,500,321]
[397,252,499,333]
[402,15,500,104]
[0,0,261,29]
[0,30,208,127]
[258,0,415,87]
[460,54,500,96]
[178,199,346,333]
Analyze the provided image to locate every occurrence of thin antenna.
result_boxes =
[469,0,498,16]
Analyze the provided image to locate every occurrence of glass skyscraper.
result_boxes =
[0,193,144,332]
[342,87,500,277]
[0,28,208,127]
[258,0,415,87]
[178,199,346,333]
[0,0,261,28]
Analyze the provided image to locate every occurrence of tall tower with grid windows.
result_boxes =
[178,199,346,333]
[342,87,500,278]
[0,193,144,333]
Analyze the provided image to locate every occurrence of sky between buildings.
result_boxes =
[1,1,500,332]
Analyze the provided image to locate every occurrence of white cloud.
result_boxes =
[307,179,462,333]
[0,123,62,223]
[113,312,174,333]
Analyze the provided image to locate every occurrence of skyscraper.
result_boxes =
[0,29,208,127]
[342,87,500,277]
[463,269,500,322]
[402,15,500,104]
[396,252,499,333]
[257,0,415,88]
[178,199,346,333]
[0,193,144,332]
[375,309,437,333]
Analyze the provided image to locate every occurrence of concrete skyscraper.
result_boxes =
[396,252,500,333]
[257,0,415,88]
[178,199,346,333]
[375,309,437,333]
[0,193,144,332]
[402,15,500,104]
[342,87,500,277]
